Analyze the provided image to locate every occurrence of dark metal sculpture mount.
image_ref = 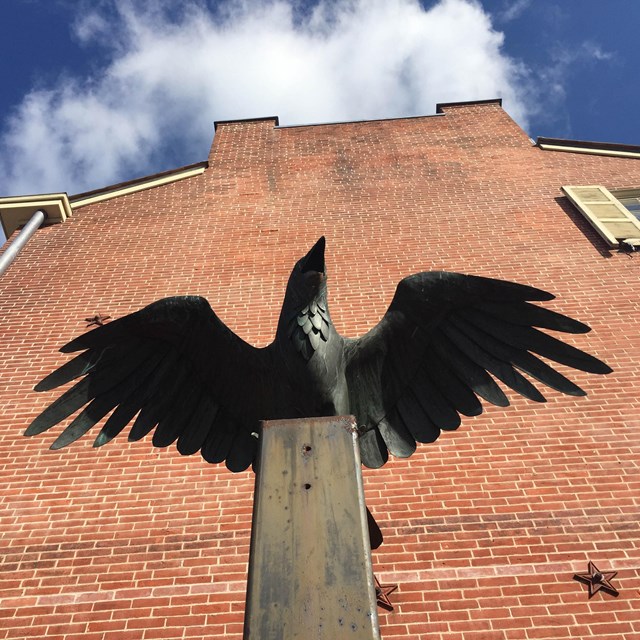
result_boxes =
[26,236,611,471]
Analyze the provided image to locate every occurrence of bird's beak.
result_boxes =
[300,236,326,273]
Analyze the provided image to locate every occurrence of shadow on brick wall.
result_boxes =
[555,196,614,259]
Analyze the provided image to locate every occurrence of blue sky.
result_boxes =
[0,0,637,203]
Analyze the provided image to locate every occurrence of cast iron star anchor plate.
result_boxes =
[374,575,398,611]
[85,313,111,327]
[573,561,619,598]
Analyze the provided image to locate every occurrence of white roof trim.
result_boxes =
[71,165,206,208]
[0,193,72,239]
[539,143,640,160]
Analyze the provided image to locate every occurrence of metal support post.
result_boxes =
[0,209,47,277]
[244,415,380,639]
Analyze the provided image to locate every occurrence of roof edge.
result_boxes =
[214,116,280,130]
[436,98,503,113]
[0,192,72,239]
[537,137,640,159]
[70,161,208,208]
[213,100,504,132]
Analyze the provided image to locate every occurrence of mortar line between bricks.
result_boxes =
[380,557,640,582]
[0,580,247,608]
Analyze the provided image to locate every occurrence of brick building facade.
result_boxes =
[1,100,639,639]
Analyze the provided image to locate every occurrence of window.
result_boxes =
[612,190,640,221]
[562,185,640,248]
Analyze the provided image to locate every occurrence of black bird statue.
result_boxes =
[26,237,611,471]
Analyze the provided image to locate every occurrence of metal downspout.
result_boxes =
[0,209,47,277]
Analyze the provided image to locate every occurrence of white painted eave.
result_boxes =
[0,193,72,239]
[0,162,207,240]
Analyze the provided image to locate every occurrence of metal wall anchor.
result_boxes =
[573,561,619,598]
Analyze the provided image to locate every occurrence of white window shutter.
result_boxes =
[562,185,640,247]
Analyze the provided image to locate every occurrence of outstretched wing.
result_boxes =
[344,272,611,468]
[26,296,276,471]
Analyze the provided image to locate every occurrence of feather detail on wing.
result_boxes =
[26,296,274,471]
[345,272,611,468]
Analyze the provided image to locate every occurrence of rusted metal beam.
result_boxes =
[243,415,380,639]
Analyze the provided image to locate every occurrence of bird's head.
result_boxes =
[286,236,328,309]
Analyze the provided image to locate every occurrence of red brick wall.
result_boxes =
[1,101,639,639]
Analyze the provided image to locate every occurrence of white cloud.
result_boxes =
[0,0,531,196]
[581,42,614,62]
[495,0,531,23]
[528,40,615,136]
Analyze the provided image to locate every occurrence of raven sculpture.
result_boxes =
[26,237,611,471]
